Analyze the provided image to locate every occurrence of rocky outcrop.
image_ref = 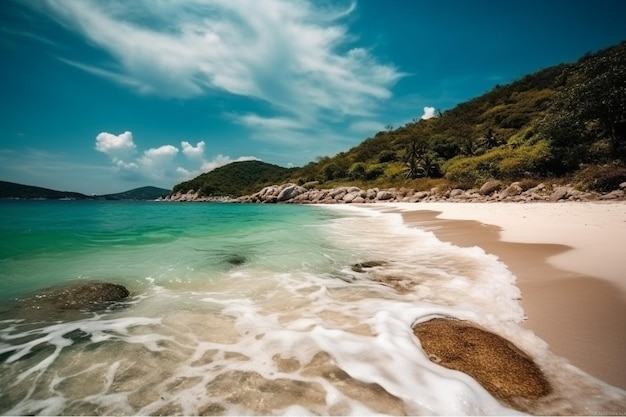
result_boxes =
[413,317,551,411]
[232,179,622,204]
[167,179,625,204]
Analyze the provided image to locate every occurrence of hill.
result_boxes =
[173,41,626,196]
[0,181,90,200]
[0,181,171,200]
[172,160,296,197]
[99,186,171,200]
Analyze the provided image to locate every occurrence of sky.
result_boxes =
[1,0,626,195]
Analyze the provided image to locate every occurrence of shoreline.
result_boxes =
[382,202,626,390]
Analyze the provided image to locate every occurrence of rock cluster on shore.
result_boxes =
[167,180,626,204]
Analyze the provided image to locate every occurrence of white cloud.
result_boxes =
[201,155,258,173]
[181,141,205,159]
[38,0,402,121]
[143,145,179,159]
[95,131,136,157]
[421,106,437,120]
[238,114,304,131]
[94,131,258,185]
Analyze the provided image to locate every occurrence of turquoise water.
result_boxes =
[0,201,345,301]
[0,201,623,415]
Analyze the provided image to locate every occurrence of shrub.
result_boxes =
[348,162,367,180]
[378,150,397,163]
[572,163,626,191]
[498,140,552,178]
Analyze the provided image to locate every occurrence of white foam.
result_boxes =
[1,204,624,415]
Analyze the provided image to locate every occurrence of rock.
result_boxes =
[499,183,523,199]
[366,188,379,200]
[225,254,247,266]
[413,318,551,406]
[479,180,502,196]
[376,191,394,201]
[277,184,306,202]
[27,282,130,311]
[342,191,361,203]
[351,260,387,273]
[600,189,624,200]
[620,181,626,190]
[548,186,569,202]
[414,191,429,200]
[449,189,465,198]
[527,183,546,194]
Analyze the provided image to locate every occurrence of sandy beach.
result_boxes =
[380,201,626,390]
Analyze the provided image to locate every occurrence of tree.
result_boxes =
[404,138,440,178]
[348,162,366,180]
[543,43,626,170]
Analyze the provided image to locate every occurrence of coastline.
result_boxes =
[379,201,626,390]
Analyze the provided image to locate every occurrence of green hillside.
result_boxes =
[175,41,626,196]
[172,160,296,197]
[0,181,90,200]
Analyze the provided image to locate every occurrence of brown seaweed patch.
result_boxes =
[413,318,551,408]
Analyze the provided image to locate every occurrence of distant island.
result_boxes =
[0,181,170,201]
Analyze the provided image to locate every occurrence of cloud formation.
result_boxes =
[421,106,437,120]
[95,132,255,185]
[37,0,403,151]
[95,131,136,157]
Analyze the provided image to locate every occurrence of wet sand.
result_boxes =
[392,203,626,390]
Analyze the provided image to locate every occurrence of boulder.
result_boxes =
[499,183,523,199]
[26,282,130,311]
[413,318,551,406]
[342,191,361,203]
[366,188,379,200]
[414,191,429,200]
[479,180,502,196]
[449,189,465,198]
[548,186,569,202]
[277,185,306,202]
[600,189,624,200]
[376,190,394,201]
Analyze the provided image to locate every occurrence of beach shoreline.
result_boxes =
[378,201,626,390]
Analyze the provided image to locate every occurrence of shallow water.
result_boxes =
[0,201,624,415]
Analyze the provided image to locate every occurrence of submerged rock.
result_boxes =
[413,318,551,407]
[351,261,387,273]
[225,254,247,266]
[25,282,130,311]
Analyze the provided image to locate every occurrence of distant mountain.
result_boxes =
[98,186,171,200]
[0,181,89,200]
[0,181,170,200]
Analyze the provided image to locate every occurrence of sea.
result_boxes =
[0,200,624,415]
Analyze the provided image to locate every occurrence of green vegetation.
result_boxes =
[173,160,296,197]
[175,42,626,196]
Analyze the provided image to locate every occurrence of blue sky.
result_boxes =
[1,0,625,194]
